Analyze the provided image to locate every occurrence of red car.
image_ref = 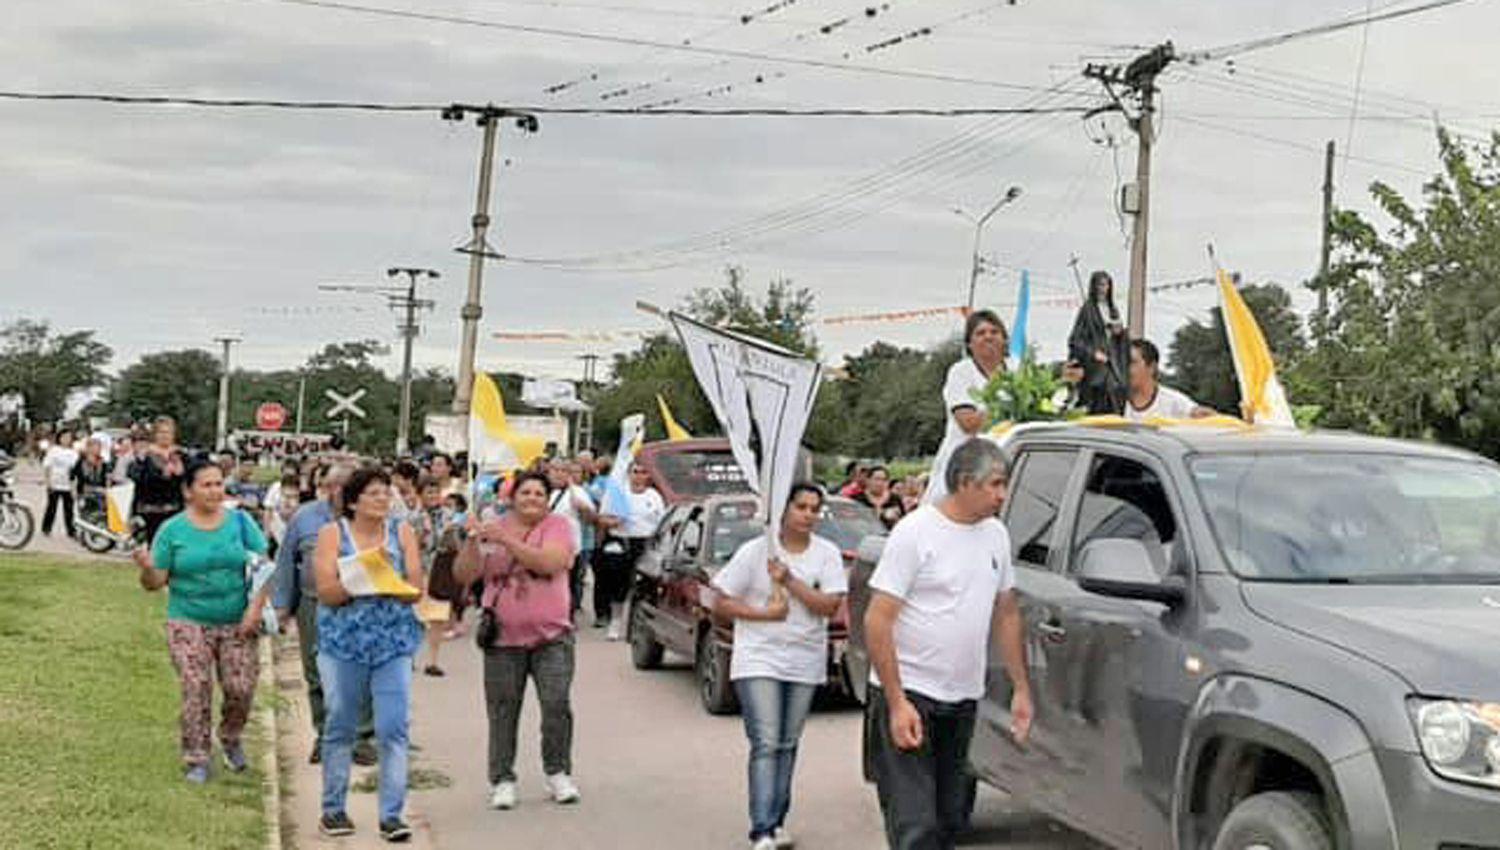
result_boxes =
[626,492,885,715]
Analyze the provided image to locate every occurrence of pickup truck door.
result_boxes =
[1051,449,1201,848]
[971,446,1095,827]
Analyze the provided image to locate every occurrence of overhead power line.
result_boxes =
[0,91,1089,117]
[1184,0,1475,62]
[242,0,1094,96]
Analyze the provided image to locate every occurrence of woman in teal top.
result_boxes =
[311,466,425,843]
[136,455,271,784]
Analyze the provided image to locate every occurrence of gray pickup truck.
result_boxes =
[847,423,1500,850]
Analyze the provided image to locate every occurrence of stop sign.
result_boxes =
[256,402,288,431]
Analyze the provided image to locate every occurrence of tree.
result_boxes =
[1166,283,1307,414]
[1294,128,1500,457]
[0,320,113,424]
[106,349,221,446]
[819,340,958,458]
[589,267,819,450]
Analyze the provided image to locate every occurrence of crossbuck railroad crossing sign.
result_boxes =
[325,388,368,420]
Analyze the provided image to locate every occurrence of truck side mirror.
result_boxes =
[680,522,703,558]
[1075,538,1185,606]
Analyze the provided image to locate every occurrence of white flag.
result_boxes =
[671,313,821,550]
[609,413,647,496]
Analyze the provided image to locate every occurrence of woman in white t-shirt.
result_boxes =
[926,310,1008,505]
[711,484,848,850]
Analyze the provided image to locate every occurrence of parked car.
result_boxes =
[848,422,1500,849]
[629,493,884,715]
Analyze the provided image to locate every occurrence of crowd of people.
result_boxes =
[87,267,1222,849]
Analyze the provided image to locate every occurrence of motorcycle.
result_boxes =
[0,451,37,551]
[74,481,145,554]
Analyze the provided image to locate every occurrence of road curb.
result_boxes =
[260,637,285,850]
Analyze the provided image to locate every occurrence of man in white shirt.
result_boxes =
[41,430,80,537]
[547,460,597,619]
[1124,339,1214,422]
[864,437,1033,849]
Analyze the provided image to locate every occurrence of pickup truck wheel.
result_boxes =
[696,631,739,716]
[628,602,664,670]
[1211,791,1333,850]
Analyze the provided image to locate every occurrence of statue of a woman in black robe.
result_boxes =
[1068,270,1130,414]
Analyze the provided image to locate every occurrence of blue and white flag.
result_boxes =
[1010,270,1031,361]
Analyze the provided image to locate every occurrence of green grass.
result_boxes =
[0,555,268,850]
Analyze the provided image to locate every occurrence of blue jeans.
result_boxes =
[318,652,412,823]
[734,678,818,841]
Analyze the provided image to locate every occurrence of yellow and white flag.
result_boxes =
[106,481,135,535]
[337,546,422,601]
[469,372,547,472]
[1218,269,1295,427]
[656,394,693,442]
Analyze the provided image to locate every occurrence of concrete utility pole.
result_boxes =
[1084,42,1175,339]
[953,185,1023,312]
[213,336,240,452]
[444,103,541,416]
[1318,139,1336,319]
[318,267,439,456]
[295,372,307,434]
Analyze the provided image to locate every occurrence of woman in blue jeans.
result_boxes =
[312,466,426,843]
[711,484,849,850]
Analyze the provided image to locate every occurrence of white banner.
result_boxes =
[670,313,821,552]
[521,378,579,408]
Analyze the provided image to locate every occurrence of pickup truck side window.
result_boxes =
[1071,454,1181,580]
[1005,449,1080,569]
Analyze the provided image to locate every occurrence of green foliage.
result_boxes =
[817,340,958,457]
[1293,128,1500,457]
[104,341,457,455]
[1166,283,1307,414]
[0,320,113,423]
[971,354,1073,426]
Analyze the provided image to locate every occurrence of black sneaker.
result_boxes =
[379,819,413,843]
[319,812,355,837]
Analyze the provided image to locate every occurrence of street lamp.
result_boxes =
[954,185,1023,311]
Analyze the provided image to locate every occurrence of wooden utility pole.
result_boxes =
[445,104,540,417]
[1084,42,1175,339]
[1318,139,1336,318]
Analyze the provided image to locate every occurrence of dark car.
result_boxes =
[628,493,885,715]
[849,422,1500,849]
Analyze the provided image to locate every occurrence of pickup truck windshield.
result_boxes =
[1192,453,1500,583]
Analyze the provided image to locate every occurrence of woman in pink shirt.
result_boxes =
[453,471,579,812]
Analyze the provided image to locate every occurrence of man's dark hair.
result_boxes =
[1131,338,1162,371]
[341,466,392,519]
[964,309,1009,348]
[393,460,421,483]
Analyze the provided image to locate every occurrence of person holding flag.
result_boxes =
[711,483,848,850]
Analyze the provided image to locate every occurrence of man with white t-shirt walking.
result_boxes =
[864,437,1033,850]
[1124,339,1214,422]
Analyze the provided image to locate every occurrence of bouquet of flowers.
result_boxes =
[970,353,1079,429]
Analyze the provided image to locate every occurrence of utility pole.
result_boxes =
[444,104,541,416]
[574,353,599,455]
[1084,42,1175,339]
[213,336,240,452]
[295,372,307,434]
[1318,139,1336,320]
[318,267,439,456]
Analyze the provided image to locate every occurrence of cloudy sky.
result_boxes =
[4,0,1498,385]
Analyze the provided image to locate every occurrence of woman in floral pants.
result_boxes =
[137,456,271,784]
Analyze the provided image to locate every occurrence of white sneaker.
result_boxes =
[751,838,777,850]
[606,603,625,641]
[773,827,795,849]
[544,772,581,804]
[489,781,517,810]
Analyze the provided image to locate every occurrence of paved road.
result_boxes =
[392,624,1101,850]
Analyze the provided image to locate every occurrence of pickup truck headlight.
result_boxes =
[1411,698,1500,788]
